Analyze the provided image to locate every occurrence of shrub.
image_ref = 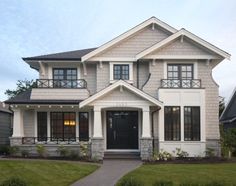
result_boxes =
[57,145,69,158]
[204,182,225,186]
[118,177,143,186]
[153,149,172,161]
[179,182,200,186]
[0,145,10,155]
[0,177,27,186]
[175,148,189,159]
[205,148,215,158]
[152,180,173,186]
[8,146,19,156]
[36,144,46,157]
[21,150,29,158]
[69,150,79,159]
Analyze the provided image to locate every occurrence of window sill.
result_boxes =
[110,80,134,84]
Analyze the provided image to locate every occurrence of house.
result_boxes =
[0,102,12,146]
[220,88,236,130]
[5,17,230,160]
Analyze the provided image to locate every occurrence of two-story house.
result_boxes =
[5,17,230,160]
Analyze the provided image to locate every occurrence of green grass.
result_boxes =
[117,163,236,186]
[0,160,99,186]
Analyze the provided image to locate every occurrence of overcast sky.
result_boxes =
[0,0,235,102]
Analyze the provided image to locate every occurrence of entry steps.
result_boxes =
[104,151,140,159]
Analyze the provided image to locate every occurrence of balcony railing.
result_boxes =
[36,79,87,89]
[161,79,201,88]
[22,137,89,145]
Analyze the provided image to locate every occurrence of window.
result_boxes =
[184,107,200,141]
[167,64,193,79]
[53,68,77,88]
[51,112,76,141]
[79,112,89,141]
[37,112,47,141]
[164,106,181,141]
[113,64,129,80]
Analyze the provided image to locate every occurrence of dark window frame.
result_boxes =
[184,106,201,141]
[53,68,78,88]
[53,68,77,80]
[113,64,129,80]
[50,112,76,141]
[167,64,193,80]
[37,112,47,141]
[164,106,181,141]
[79,112,89,141]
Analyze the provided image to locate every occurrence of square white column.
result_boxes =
[93,106,103,138]
[142,106,151,138]
[12,108,24,137]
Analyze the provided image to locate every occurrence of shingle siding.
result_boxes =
[81,63,97,95]
[198,60,220,140]
[96,62,110,92]
[23,110,35,137]
[143,60,164,98]
[0,112,12,145]
[94,25,170,58]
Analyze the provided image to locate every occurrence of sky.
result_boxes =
[0,0,235,102]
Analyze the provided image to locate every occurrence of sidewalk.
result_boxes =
[71,159,142,186]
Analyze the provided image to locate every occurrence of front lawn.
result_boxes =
[117,163,236,185]
[0,160,99,186]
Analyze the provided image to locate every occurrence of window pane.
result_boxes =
[184,107,200,141]
[164,106,180,141]
[113,65,129,80]
[79,112,89,141]
[37,112,47,141]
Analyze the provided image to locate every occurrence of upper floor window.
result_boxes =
[53,68,77,88]
[167,64,193,79]
[113,64,129,80]
[110,62,133,83]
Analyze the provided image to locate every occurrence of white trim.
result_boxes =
[79,80,163,108]
[136,29,230,60]
[142,55,221,60]
[76,112,79,141]
[109,62,133,82]
[34,110,37,138]
[47,111,50,141]
[88,57,136,62]
[81,17,176,62]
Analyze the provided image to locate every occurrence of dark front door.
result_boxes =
[107,111,138,149]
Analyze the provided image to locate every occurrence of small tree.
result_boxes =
[5,79,36,99]
[221,128,236,158]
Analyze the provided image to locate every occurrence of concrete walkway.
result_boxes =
[71,159,142,186]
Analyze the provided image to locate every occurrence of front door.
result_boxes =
[107,111,138,149]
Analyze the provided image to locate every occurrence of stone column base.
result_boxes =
[140,137,153,160]
[91,137,104,161]
[206,139,221,157]
[9,137,22,146]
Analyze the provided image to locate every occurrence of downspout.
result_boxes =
[137,60,140,89]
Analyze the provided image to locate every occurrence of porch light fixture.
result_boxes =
[64,120,70,125]
[69,120,76,126]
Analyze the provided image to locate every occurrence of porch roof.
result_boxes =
[79,80,163,108]
[4,90,82,105]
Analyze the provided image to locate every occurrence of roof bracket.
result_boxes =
[83,63,87,76]
[152,59,156,66]
[99,61,103,68]
[180,35,184,43]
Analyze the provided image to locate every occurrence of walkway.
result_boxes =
[71,159,142,186]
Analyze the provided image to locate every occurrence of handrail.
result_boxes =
[161,79,201,88]
[36,79,87,89]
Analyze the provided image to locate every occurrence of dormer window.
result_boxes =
[110,62,133,83]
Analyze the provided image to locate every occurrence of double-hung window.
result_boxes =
[184,107,200,141]
[164,106,181,141]
[53,68,77,88]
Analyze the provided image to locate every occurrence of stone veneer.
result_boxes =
[91,137,104,161]
[140,137,153,160]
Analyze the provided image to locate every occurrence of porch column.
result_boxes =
[10,108,24,145]
[142,106,151,138]
[93,106,103,138]
[140,106,153,160]
[91,106,104,160]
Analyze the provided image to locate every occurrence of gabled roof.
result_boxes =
[79,80,163,108]
[136,29,231,60]
[4,90,82,104]
[81,17,177,62]
[23,48,97,61]
[220,88,236,123]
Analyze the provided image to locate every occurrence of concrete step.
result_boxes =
[104,151,140,160]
